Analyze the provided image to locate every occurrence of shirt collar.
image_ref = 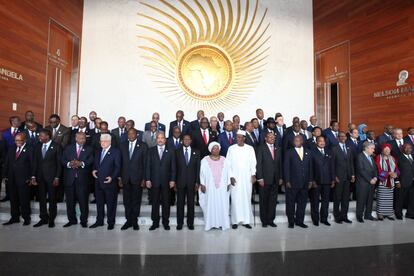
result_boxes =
[43,140,52,147]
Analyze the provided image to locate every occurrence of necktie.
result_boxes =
[53,128,57,138]
[228,133,232,144]
[185,147,189,165]
[31,132,35,140]
[15,147,21,159]
[298,148,303,161]
[270,145,274,160]
[175,139,179,149]
[76,146,82,158]
[203,130,208,145]
[408,155,413,163]
[342,144,347,154]
[129,142,134,159]
[151,132,155,141]
[411,136,414,144]
[367,156,373,166]
[159,146,164,159]
[354,140,358,146]
[100,149,106,163]
[12,128,17,137]
[42,144,47,158]
[398,140,403,148]
[278,127,283,138]
[121,129,124,136]
[321,149,325,155]
[178,121,181,131]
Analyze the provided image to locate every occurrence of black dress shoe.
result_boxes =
[121,223,132,230]
[295,223,308,228]
[386,216,395,221]
[365,217,378,221]
[334,219,342,224]
[48,221,55,228]
[163,225,170,230]
[243,224,252,229]
[343,218,352,224]
[81,222,88,228]
[396,216,403,220]
[357,218,364,223]
[288,223,294,228]
[23,220,31,226]
[176,224,183,230]
[405,215,414,219]
[149,224,159,231]
[63,222,77,228]
[313,221,319,226]
[89,222,104,228]
[188,225,194,230]
[268,222,277,228]
[90,199,96,204]
[377,217,384,221]
[262,224,268,228]
[107,224,114,230]
[33,220,48,228]
[232,224,238,229]
[133,224,139,230]
[2,219,20,225]
[321,221,331,226]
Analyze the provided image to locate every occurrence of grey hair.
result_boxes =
[100,133,112,141]
[362,141,375,151]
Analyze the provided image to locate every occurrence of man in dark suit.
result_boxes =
[167,126,182,150]
[282,122,306,153]
[274,116,285,147]
[217,120,236,157]
[232,115,244,131]
[46,114,70,149]
[146,132,176,231]
[260,117,276,145]
[395,144,414,219]
[61,132,94,228]
[192,117,217,158]
[23,121,39,147]
[251,118,261,143]
[305,126,322,150]
[310,136,335,226]
[404,127,414,147]
[307,115,317,132]
[175,134,200,230]
[285,116,300,133]
[90,134,121,230]
[92,121,117,154]
[2,116,21,149]
[111,116,127,148]
[347,128,362,156]
[73,117,93,145]
[190,110,205,132]
[2,133,33,226]
[255,108,266,132]
[365,130,380,155]
[376,124,393,145]
[169,110,190,137]
[355,141,378,222]
[283,135,313,228]
[323,120,340,149]
[217,112,225,133]
[256,132,282,227]
[389,128,405,157]
[244,121,259,150]
[31,128,62,228]
[144,112,166,132]
[19,110,43,131]
[332,132,355,223]
[119,128,147,230]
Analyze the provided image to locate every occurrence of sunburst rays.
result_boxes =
[137,0,270,111]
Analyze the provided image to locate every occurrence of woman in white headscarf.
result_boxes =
[199,142,231,231]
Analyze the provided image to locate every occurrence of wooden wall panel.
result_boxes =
[313,0,414,135]
[0,0,83,130]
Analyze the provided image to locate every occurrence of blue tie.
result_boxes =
[185,147,189,165]
[175,139,179,149]
[367,156,373,166]
[100,149,106,163]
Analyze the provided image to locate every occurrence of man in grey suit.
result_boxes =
[46,114,70,148]
[142,121,163,149]
[355,141,378,223]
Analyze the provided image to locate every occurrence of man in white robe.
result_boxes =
[226,130,257,229]
[199,142,230,231]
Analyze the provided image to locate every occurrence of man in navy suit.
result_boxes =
[283,135,313,228]
[111,116,127,148]
[2,133,33,226]
[190,110,205,132]
[119,128,147,230]
[23,121,39,147]
[310,136,335,226]
[244,122,259,150]
[167,126,182,150]
[218,120,236,156]
[305,126,322,150]
[144,112,166,133]
[169,110,190,137]
[191,117,217,158]
[255,108,266,132]
[146,132,176,231]
[389,128,405,157]
[323,120,340,149]
[2,116,21,149]
[307,115,317,132]
[74,117,94,145]
[261,117,277,145]
[251,118,261,143]
[404,127,414,147]
[282,122,306,153]
[346,128,362,157]
[90,134,121,230]
[62,132,94,228]
[376,124,393,145]
[19,110,42,131]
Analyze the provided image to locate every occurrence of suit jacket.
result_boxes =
[94,147,121,188]
[167,136,182,150]
[175,146,201,188]
[33,141,62,183]
[46,124,70,148]
[260,128,280,145]
[404,135,414,147]
[245,131,259,150]
[377,133,392,146]
[23,129,39,147]
[168,120,190,137]
[61,144,94,186]
[0,140,5,169]
[305,137,317,150]
[283,147,313,188]
[145,145,176,188]
[389,139,405,157]
[332,144,355,181]
[2,144,33,184]
[71,127,94,145]
[192,128,217,158]
[120,140,147,184]
[396,153,414,188]
[282,130,306,153]
[256,144,282,185]
[142,130,162,148]
[217,131,236,157]
[323,128,339,149]
[111,127,128,148]
[311,148,335,184]
[92,132,117,154]
[355,152,378,185]
[346,138,363,157]
[190,120,200,132]
[144,122,166,132]
[2,128,20,149]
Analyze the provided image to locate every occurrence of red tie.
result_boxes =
[76,146,81,158]
[411,136,414,144]
[203,130,208,145]
[12,128,17,137]
[228,133,232,145]
[270,145,274,160]
[15,147,21,159]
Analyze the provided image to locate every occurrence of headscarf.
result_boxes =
[208,141,221,153]
[358,124,367,141]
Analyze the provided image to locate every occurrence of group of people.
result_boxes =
[0,109,413,231]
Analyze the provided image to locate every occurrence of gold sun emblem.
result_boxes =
[138,0,270,110]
